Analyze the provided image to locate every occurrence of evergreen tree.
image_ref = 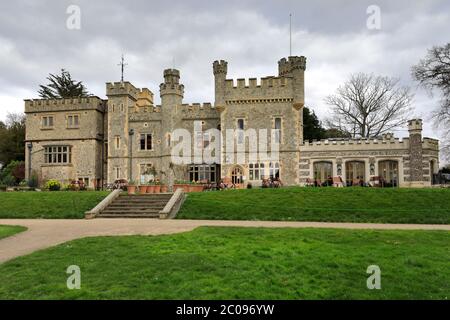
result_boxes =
[303,107,326,141]
[38,69,90,99]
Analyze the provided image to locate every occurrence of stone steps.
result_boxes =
[98,213,161,218]
[97,193,173,218]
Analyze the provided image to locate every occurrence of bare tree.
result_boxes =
[325,73,414,138]
[412,43,450,160]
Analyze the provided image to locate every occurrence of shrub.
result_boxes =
[45,179,61,191]
[0,161,25,186]
[19,180,28,187]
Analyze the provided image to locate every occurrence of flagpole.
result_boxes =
[289,13,292,56]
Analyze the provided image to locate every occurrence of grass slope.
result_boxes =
[177,187,450,224]
[0,191,109,219]
[0,227,448,299]
[0,225,27,239]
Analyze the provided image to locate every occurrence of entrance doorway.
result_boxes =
[379,160,399,187]
[345,161,365,186]
[231,166,243,184]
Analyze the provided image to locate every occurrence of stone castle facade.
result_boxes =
[24,56,440,188]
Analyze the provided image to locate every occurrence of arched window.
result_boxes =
[378,160,399,187]
[231,166,243,184]
[345,161,365,186]
[313,161,333,184]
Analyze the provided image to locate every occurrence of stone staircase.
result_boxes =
[97,193,173,218]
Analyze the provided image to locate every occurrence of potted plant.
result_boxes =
[146,180,155,193]
[189,180,204,192]
[159,170,168,193]
[138,183,148,194]
[127,180,137,195]
[153,179,161,193]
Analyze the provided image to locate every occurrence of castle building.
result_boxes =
[24,56,440,189]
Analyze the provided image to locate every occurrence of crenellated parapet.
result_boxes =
[24,96,106,113]
[223,76,294,102]
[225,76,291,89]
[301,136,410,151]
[160,69,184,98]
[106,82,139,100]
[278,56,307,76]
[180,102,220,119]
[213,60,228,75]
[300,136,439,152]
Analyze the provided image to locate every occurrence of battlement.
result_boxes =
[106,81,140,99]
[24,96,106,113]
[223,76,294,101]
[137,88,154,107]
[159,83,185,95]
[408,118,423,132]
[301,136,410,150]
[181,102,215,111]
[180,102,220,119]
[301,136,440,152]
[422,137,439,150]
[163,69,180,84]
[225,76,291,89]
[213,60,228,75]
[278,56,307,76]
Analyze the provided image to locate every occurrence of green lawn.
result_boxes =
[0,191,109,219]
[0,227,448,299]
[177,187,450,224]
[0,225,27,239]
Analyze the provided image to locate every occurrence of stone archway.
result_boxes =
[345,161,365,186]
[378,160,399,187]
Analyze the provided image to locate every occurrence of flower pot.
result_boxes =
[127,185,136,195]
[189,185,204,192]
[138,185,148,194]
[161,185,168,193]
[154,185,161,193]
[147,185,155,193]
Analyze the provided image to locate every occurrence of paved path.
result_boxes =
[0,219,449,264]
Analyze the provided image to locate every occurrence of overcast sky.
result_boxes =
[0,0,449,140]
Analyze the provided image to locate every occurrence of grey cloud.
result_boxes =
[0,0,449,144]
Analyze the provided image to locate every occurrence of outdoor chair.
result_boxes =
[333,176,344,187]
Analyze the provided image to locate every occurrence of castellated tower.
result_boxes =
[160,69,185,188]
[278,56,306,108]
[278,56,307,144]
[408,119,424,187]
[213,60,227,110]
[106,81,139,182]
[160,69,184,108]
[160,68,184,144]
